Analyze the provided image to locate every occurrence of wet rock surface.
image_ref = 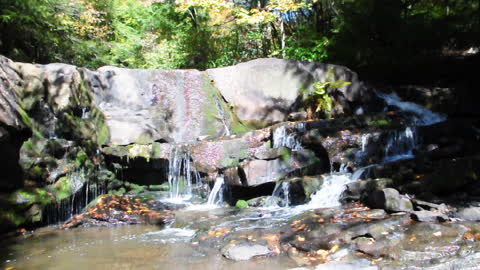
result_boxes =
[61,194,174,228]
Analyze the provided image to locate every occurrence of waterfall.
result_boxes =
[43,172,106,225]
[272,123,303,150]
[384,126,417,162]
[377,91,446,126]
[268,181,290,207]
[361,134,369,152]
[308,166,372,208]
[166,146,200,201]
[206,176,224,205]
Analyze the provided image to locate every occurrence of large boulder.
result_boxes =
[207,58,376,124]
[87,67,247,145]
[0,56,31,190]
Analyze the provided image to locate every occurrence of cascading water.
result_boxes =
[377,91,446,126]
[308,165,372,208]
[272,123,305,150]
[43,169,107,224]
[206,176,225,206]
[267,181,291,207]
[166,146,199,201]
[361,134,369,152]
[384,126,417,162]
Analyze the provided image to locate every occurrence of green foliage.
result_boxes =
[304,68,351,117]
[368,119,390,127]
[1,0,478,70]
[75,151,88,167]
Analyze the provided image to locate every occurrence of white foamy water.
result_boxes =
[307,165,372,209]
[307,174,354,208]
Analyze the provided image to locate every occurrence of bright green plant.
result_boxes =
[303,68,351,118]
[235,199,248,209]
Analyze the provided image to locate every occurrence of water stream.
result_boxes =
[2,90,464,269]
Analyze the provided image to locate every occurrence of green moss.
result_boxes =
[127,144,153,161]
[31,166,44,178]
[235,200,248,209]
[128,183,146,194]
[202,74,252,136]
[368,119,390,127]
[149,183,170,191]
[52,177,72,201]
[12,188,53,206]
[1,210,27,226]
[110,187,126,196]
[96,120,110,146]
[17,106,33,127]
[279,148,292,162]
[220,157,240,168]
[75,151,88,167]
[238,149,249,159]
[152,142,163,159]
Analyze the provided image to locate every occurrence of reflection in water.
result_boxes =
[0,224,294,270]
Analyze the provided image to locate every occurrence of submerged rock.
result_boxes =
[458,207,480,221]
[222,243,271,261]
[411,210,449,222]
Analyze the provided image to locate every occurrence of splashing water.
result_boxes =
[308,166,372,208]
[377,91,446,126]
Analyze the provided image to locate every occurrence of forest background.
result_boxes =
[1,0,479,82]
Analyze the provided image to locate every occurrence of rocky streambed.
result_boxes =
[3,200,480,269]
[1,55,480,269]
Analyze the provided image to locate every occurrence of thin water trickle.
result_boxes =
[81,107,89,119]
[361,134,369,152]
[267,181,291,207]
[214,93,231,137]
[206,176,224,206]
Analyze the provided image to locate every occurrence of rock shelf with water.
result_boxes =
[1,55,480,269]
